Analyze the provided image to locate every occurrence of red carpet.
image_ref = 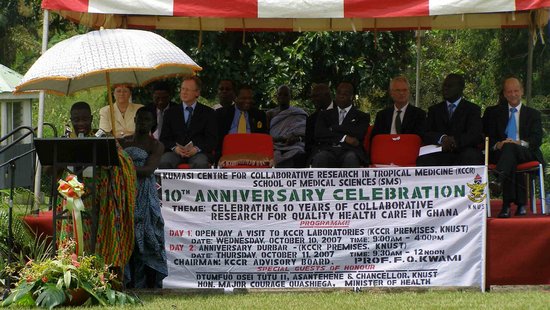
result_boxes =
[487,199,550,287]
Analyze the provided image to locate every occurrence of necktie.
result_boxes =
[156,110,163,138]
[185,106,193,128]
[238,111,247,133]
[448,103,456,119]
[506,107,517,140]
[339,109,346,125]
[395,110,402,134]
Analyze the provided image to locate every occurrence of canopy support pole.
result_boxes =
[33,9,49,210]
[415,30,424,107]
[526,27,534,104]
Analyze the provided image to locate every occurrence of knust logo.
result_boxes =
[467,174,486,203]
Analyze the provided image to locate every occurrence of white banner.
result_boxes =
[429,0,515,16]
[88,0,174,15]
[160,166,487,289]
[258,0,344,18]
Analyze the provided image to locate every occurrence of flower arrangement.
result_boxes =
[57,174,86,256]
[2,240,140,308]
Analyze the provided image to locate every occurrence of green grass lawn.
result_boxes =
[48,287,550,309]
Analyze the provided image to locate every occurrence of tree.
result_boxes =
[163,30,415,111]
[0,0,41,72]
[419,28,550,110]
[0,0,87,72]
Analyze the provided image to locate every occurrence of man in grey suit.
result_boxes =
[311,82,370,168]
[159,76,217,169]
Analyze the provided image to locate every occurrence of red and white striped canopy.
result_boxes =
[42,0,550,31]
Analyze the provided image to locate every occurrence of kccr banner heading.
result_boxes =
[159,166,487,289]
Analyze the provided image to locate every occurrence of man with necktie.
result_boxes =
[159,76,217,169]
[416,73,483,166]
[215,85,267,160]
[371,76,426,138]
[485,77,544,218]
[311,81,370,168]
[216,85,267,135]
[145,81,177,140]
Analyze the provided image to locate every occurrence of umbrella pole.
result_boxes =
[105,72,117,137]
[33,9,50,210]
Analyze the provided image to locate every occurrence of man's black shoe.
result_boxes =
[497,205,510,218]
[515,205,527,216]
[489,181,502,197]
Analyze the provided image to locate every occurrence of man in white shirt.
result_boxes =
[311,82,370,167]
[417,73,483,166]
[485,77,544,218]
[371,76,426,137]
[146,82,176,139]
[159,77,217,169]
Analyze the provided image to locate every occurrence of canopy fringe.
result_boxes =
[242,19,246,44]
[374,19,378,49]
[529,9,548,45]
[197,18,203,49]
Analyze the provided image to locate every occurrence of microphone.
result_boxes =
[64,124,72,137]
[78,133,84,138]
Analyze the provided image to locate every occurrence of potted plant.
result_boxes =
[2,240,140,308]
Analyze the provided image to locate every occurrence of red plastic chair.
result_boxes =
[488,161,546,214]
[363,125,374,155]
[370,134,422,167]
[218,133,274,168]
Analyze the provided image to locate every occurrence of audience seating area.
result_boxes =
[189,129,424,169]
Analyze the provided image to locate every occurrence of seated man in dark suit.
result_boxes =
[371,75,426,137]
[417,73,483,166]
[311,82,370,168]
[145,81,177,140]
[305,83,333,165]
[215,85,267,159]
[212,79,236,110]
[159,76,217,169]
[485,77,544,218]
